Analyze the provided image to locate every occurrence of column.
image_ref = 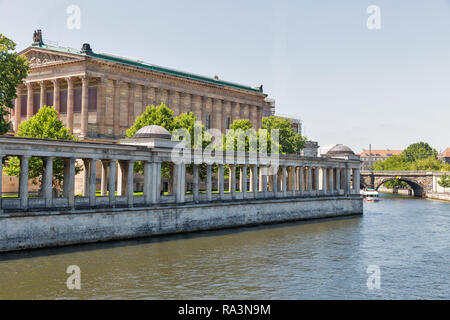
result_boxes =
[230,165,236,200]
[66,77,74,132]
[26,83,33,119]
[242,165,248,199]
[113,81,121,137]
[174,162,186,204]
[52,79,60,113]
[336,167,341,192]
[322,167,328,193]
[89,159,97,207]
[80,76,89,138]
[143,160,152,205]
[307,167,313,192]
[314,167,320,193]
[14,88,22,132]
[150,162,161,204]
[128,84,135,127]
[272,168,278,196]
[262,166,268,197]
[193,95,202,123]
[282,166,287,197]
[193,164,199,203]
[354,168,361,194]
[218,164,225,200]
[290,167,296,195]
[299,167,305,194]
[19,156,30,210]
[169,90,180,116]
[39,81,46,109]
[252,165,258,198]
[43,157,54,208]
[345,166,351,196]
[108,160,117,207]
[127,161,135,207]
[63,158,76,208]
[213,99,222,131]
[206,164,212,201]
[100,160,108,196]
[82,159,90,197]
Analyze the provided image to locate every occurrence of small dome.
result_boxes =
[326,144,355,156]
[133,125,171,139]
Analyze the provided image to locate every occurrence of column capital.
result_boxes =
[80,75,89,84]
[25,82,33,89]
[51,78,60,86]
[65,77,74,84]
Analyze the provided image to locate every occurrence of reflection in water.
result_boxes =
[0,196,449,299]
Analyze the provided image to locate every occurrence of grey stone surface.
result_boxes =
[0,196,362,253]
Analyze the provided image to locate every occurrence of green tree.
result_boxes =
[126,104,209,177]
[260,116,306,155]
[403,142,437,163]
[3,106,82,190]
[438,174,450,189]
[373,154,411,170]
[410,156,446,171]
[0,34,29,134]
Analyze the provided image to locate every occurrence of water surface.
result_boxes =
[0,196,449,299]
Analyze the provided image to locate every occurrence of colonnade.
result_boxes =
[0,136,361,214]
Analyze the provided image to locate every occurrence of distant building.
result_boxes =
[359,149,403,170]
[302,141,319,157]
[438,148,450,164]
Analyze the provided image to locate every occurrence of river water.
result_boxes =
[0,196,449,300]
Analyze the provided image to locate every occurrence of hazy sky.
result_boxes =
[1,0,449,153]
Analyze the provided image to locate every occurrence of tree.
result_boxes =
[126,104,208,176]
[0,34,29,134]
[403,142,437,163]
[3,106,81,190]
[261,116,306,155]
[438,174,450,189]
[373,154,411,171]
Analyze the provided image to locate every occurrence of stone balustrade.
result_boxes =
[0,136,361,215]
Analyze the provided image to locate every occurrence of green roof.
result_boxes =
[31,43,263,94]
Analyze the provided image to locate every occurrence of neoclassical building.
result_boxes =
[11,30,274,141]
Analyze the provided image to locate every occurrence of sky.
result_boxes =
[1,0,449,153]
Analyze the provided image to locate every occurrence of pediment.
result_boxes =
[22,48,83,68]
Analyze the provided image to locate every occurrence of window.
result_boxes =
[226,117,230,130]
[205,114,211,130]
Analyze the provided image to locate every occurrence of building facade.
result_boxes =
[359,149,403,170]
[11,30,274,142]
[438,148,450,164]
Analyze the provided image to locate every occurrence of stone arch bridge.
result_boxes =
[360,171,438,197]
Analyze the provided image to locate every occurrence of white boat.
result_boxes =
[361,189,380,202]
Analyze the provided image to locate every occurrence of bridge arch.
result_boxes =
[374,178,424,197]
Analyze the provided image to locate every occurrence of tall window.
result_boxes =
[205,114,211,130]
[226,117,231,130]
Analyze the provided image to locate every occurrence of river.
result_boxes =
[0,196,449,300]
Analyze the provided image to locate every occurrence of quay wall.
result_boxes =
[0,196,363,253]
[426,192,450,202]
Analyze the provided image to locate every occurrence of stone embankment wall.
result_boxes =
[426,192,450,202]
[0,196,362,253]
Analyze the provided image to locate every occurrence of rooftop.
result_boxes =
[28,40,264,94]
[359,149,403,158]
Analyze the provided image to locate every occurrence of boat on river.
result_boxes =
[361,189,380,202]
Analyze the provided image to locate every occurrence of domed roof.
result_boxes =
[133,125,172,139]
[326,144,355,156]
